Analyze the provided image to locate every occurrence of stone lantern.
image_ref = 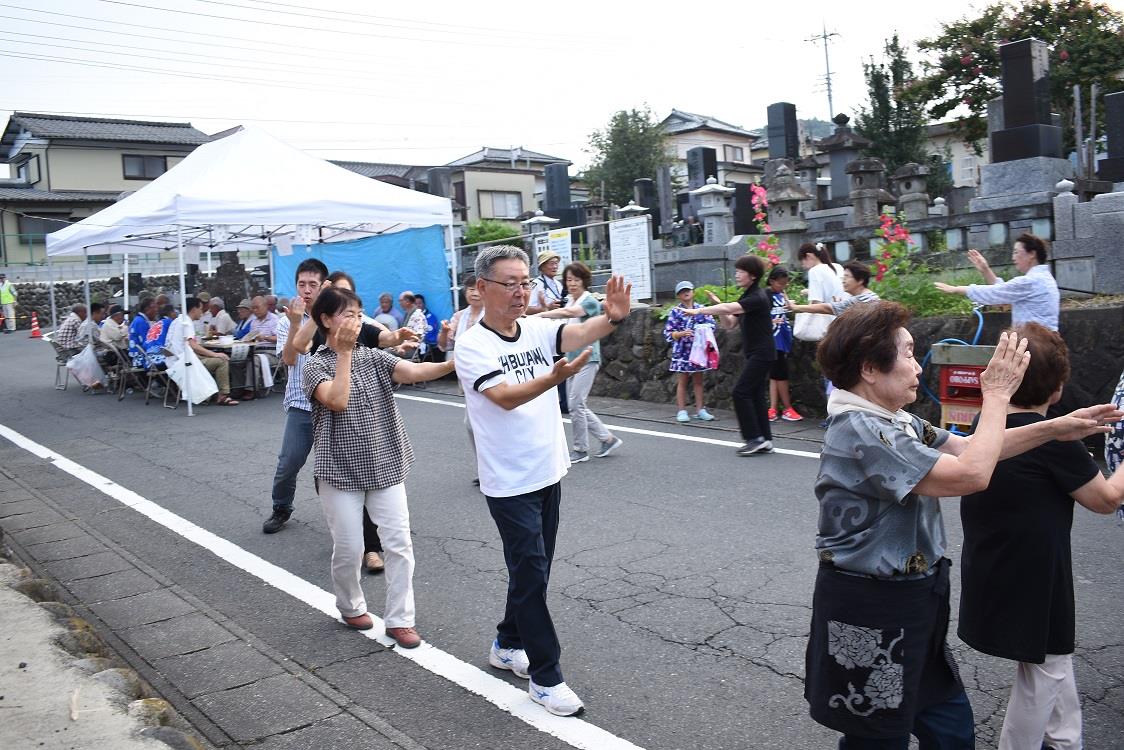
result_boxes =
[617,200,649,218]
[520,210,559,265]
[765,164,813,262]
[890,162,931,222]
[846,158,888,226]
[688,176,735,245]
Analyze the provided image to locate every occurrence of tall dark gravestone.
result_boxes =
[543,163,571,211]
[426,167,451,197]
[633,178,659,238]
[686,146,717,219]
[990,38,1062,162]
[767,102,799,160]
[656,165,675,234]
[1098,91,1124,182]
[732,183,756,235]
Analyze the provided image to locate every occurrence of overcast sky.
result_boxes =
[2,0,1117,172]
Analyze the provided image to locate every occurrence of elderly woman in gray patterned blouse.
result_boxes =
[303,286,455,649]
[802,302,1116,750]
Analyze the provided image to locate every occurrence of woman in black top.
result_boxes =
[959,323,1124,750]
[685,255,776,455]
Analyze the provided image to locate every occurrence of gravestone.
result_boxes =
[990,38,1062,162]
[686,146,717,219]
[733,183,756,235]
[544,163,571,212]
[426,167,451,198]
[1097,91,1124,183]
[633,178,659,239]
[969,38,1073,211]
[767,102,799,160]
[656,165,675,235]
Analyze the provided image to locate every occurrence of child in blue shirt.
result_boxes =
[766,267,802,422]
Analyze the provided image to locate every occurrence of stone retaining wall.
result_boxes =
[5,276,182,329]
[594,305,1124,426]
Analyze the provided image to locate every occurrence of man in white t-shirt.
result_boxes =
[455,245,632,717]
[168,296,238,405]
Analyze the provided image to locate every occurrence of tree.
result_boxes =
[463,219,521,246]
[911,0,1124,153]
[584,107,670,206]
[854,34,931,178]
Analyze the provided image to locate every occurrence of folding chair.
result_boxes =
[45,335,73,391]
[143,350,179,409]
[99,342,147,401]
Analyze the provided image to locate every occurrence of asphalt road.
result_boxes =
[0,335,1121,749]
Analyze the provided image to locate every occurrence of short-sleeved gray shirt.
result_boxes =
[815,411,949,578]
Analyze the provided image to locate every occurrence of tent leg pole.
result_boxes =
[82,249,91,323]
[446,221,459,313]
[122,255,129,317]
[177,227,193,417]
[47,254,57,330]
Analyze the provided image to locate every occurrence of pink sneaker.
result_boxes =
[781,407,804,422]
[767,408,778,422]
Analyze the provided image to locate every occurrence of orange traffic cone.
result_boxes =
[28,311,42,339]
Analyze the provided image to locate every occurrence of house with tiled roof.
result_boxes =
[443,147,571,224]
[660,109,763,186]
[0,112,211,265]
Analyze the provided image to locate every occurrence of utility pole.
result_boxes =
[807,21,840,119]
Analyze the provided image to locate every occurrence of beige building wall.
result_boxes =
[666,128,758,183]
[926,132,989,189]
[462,170,536,224]
[45,147,188,191]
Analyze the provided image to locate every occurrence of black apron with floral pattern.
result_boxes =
[804,557,964,738]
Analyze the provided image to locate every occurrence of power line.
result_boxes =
[806,22,840,119]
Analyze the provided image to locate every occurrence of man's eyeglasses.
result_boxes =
[481,278,534,293]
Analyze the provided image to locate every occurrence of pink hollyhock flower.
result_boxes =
[757,240,771,251]
[762,224,772,232]
[768,254,781,265]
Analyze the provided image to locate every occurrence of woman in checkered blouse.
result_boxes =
[303,287,455,649]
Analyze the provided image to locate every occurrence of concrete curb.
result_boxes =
[0,527,210,750]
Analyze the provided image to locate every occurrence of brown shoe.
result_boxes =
[342,613,373,630]
[240,389,256,401]
[386,626,421,649]
[364,551,385,574]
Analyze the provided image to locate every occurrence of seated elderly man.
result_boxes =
[171,297,240,406]
[233,299,254,339]
[54,303,88,357]
[101,305,128,348]
[77,302,107,344]
[266,295,279,315]
[247,295,280,342]
[206,297,236,336]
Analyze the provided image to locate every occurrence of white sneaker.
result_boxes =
[488,640,530,679]
[529,679,584,716]
[676,409,690,423]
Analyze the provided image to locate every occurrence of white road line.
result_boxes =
[0,422,645,750]
[394,392,823,460]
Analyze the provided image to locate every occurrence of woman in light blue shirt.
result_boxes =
[934,233,1059,331]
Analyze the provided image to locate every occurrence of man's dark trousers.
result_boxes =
[486,481,563,687]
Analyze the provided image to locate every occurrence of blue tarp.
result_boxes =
[271,225,452,324]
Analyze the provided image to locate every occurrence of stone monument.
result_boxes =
[767,102,799,160]
[689,177,735,245]
[686,146,718,218]
[890,163,931,222]
[543,163,571,212]
[846,158,890,226]
[765,164,812,261]
[970,38,1074,211]
[1098,91,1124,184]
[656,165,675,235]
[818,114,871,206]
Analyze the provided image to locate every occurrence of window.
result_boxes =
[479,190,523,219]
[724,145,745,163]
[17,214,69,244]
[957,156,977,185]
[123,154,167,180]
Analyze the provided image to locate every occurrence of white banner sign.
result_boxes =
[533,234,549,262]
[609,216,652,301]
[547,228,572,266]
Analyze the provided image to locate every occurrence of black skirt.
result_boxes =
[804,558,964,738]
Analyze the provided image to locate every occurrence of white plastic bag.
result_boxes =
[165,348,219,404]
[66,344,106,387]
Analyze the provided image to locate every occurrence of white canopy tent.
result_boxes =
[46,126,454,415]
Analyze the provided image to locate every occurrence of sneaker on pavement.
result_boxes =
[767,407,778,422]
[488,640,530,679]
[529,679,584,717]
[595,436,623,458]
[386,626,421,649]
[781,407,804,422]
[569,450,589,463]
[262,509,291,534]
[736,438,774,456]
[676,409,690,423]
[364,551,384,574]
[694,408,715,421]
